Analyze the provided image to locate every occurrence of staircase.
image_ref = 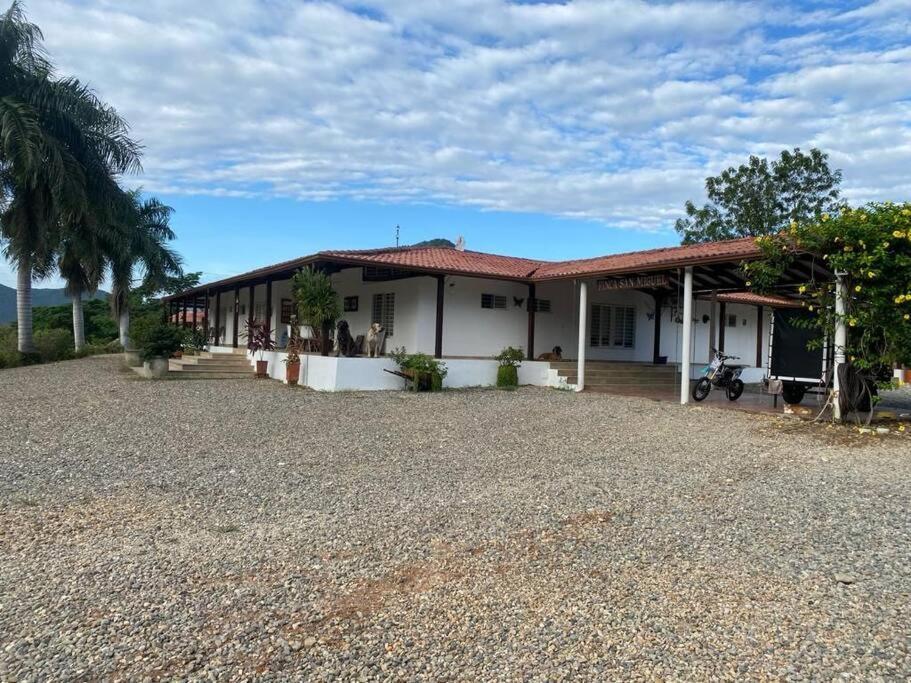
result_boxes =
[168,350,255,379]
[550,360,679,393]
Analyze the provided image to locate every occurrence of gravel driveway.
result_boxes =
[1,356,909,680]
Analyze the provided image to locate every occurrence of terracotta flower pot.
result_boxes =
[286,361,300,385]
[256,359,269,378]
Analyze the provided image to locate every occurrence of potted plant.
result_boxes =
[389,347,448,391]
[244,319,275,378]
[292,267,341,357]
[495,346,524,389]
[283,328,304,386]
[135,322,183,378]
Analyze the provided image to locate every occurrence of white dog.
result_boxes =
[366,322,384,358]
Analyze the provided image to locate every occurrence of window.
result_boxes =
[254,302,266,322]
[590,304,636,348]
[727,313,738,328]
[344,296,359,312]
[533,298,552,313]
[481,293,507,309]
[372,293,395,336]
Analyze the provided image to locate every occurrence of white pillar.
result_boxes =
[833,272,847,421]
[71,294,85,351]
[680,267,694,405]
[119,309,130,350]
[576,281,588,392]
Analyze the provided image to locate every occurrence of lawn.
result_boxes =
[0,356,908,680]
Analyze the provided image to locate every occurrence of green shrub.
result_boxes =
[134,322,183,362]
[388,347,448,391]
[495,346,525,368]
[34,329,74,363]
[496,364,519,388]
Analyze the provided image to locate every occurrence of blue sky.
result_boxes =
[4,0,910,286]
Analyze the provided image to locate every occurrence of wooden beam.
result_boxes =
[265,278,273,331]
[718,301,727,352]
[527,283,536,361]
[232,287,239,349]
[192,296,198,331]
[755,305,764,368]
[652,291,664,364]
[181,299,188,328]
[203,290,210,340]
[247,284,255,349]
[214,291,222,346]
[434,275,445,359]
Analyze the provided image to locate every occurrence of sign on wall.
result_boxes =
[597,274,669,291]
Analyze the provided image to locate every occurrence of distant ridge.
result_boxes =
[411,238,456,248]
[0,284,108,324]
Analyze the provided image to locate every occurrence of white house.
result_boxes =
[166,238,816,398]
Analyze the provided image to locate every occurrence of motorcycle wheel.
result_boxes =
[726,379,744,401]
[692,378,711,401]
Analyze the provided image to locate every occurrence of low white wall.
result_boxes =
[234,349,561,391]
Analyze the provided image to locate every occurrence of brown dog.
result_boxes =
[537,346,563,361]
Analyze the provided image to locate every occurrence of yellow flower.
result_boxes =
[902,209,911,216]
[898,295,907,304]
[905,314,910,321]
[884,242,891,249]
[822,213,829,221]
[893,230,905,238]
[808,305,815,311]
[843,245,853,252]
[745,281,752,287]
[799,285,807,293]
[867,271,875,278]
[899,424,907,432]
[849,319,857,327]
[855,285,862,292]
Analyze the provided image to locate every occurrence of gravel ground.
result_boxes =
[1,356,909,681]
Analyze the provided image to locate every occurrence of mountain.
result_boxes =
[412,238,456,248]
[0,284,108,324]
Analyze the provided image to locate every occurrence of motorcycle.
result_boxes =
[692,350,745,402]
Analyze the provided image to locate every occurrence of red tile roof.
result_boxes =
[531,237,762,280]
[166,237,770,299]
[320,246,544,279]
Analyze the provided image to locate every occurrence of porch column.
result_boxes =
[708,289,717,357]
[832,273,848,421]
[755,305,764,368]
[168,301,175,326]
[576,281,588,392]
[265,278,273,332]
[527,283,536,361]
[203,290,211,339]
[652,292,664,364]
[232,287,239,348]
[192,296,198,331]
[434,275,444,359]
[247,284,255,350]
[181,299,188,328]
[680,267,694,405]
[215,291,222,345]
[718,301,727,353]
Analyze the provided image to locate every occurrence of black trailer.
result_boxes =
[767,308,831,404]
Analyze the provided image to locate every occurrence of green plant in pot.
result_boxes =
[283,326,305,386]
[243,319,276,378]
[134,322,183,377]
[182,327,207,356]
[389,347,447,391]
[292,267,341,357]
[495,346,524,389]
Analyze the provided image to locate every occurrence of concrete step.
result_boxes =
[178,356,252,366]
[168,371,256,380]
[560,377,679,387]
[169,359,254,374]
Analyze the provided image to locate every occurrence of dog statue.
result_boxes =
[334,320,359,357]
[537,345,563,361]
[366,322,384,358]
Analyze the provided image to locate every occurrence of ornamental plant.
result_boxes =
[743,202,911,373]
[495,346,524,388]
[388,347,447,391]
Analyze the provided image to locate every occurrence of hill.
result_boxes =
[0,284,108,324]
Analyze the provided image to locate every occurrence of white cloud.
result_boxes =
[22,0,911,234]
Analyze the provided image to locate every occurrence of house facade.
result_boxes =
[165,238,817,397]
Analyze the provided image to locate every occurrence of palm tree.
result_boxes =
[292,267,341,356]
[0,2,140,352]
[109,190,181,349]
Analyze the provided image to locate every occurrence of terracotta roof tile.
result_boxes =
[716,292,802,308]
[531,237,762,280]
[320,246,544,279]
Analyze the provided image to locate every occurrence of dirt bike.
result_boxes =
[692,351,745,402]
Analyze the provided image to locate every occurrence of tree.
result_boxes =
[292,267,340,357]
[744,202,911,373]
[109,191,182,349]
[0,2,140,352]
[676,148,842,244]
